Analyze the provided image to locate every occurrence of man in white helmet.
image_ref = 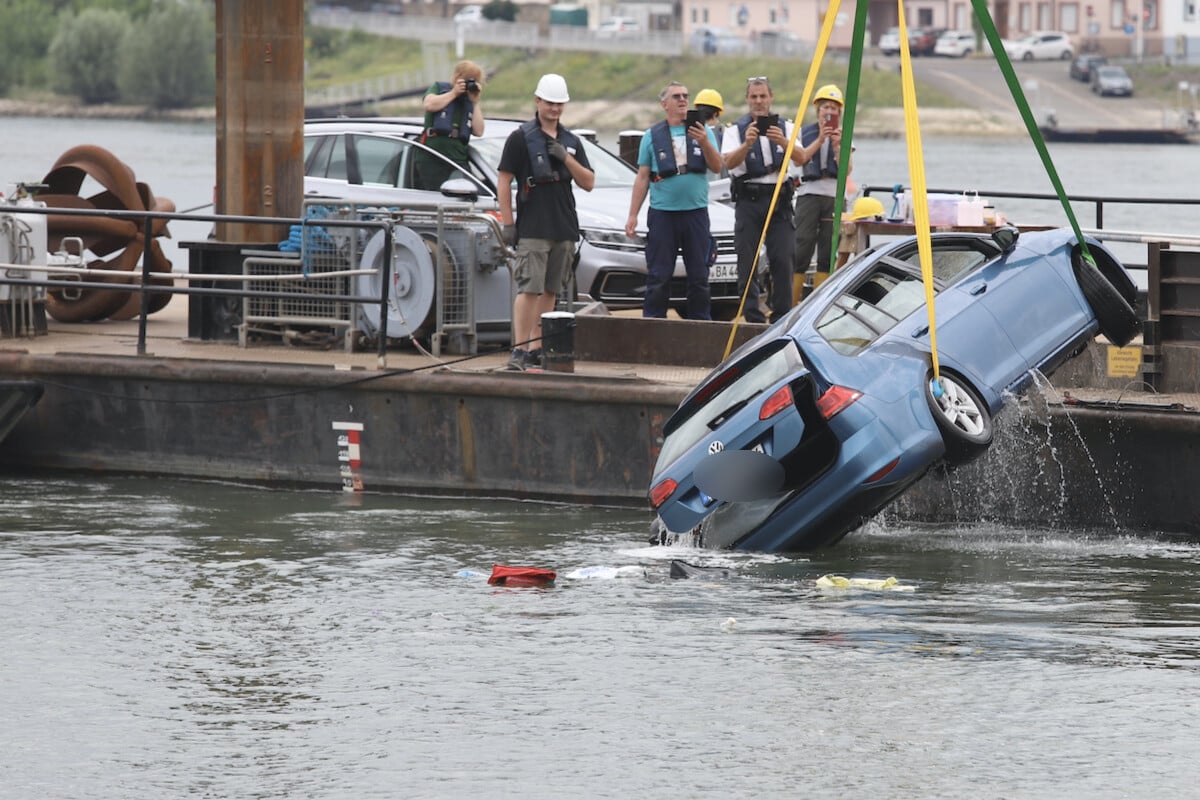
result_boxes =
[498,73,595,371]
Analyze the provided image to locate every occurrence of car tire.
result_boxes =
[1061,50,1072,60]
[926,371,993,466]
[1072,257,1139,347]
[1022,52,1033,61]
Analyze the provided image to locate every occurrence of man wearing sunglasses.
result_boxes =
[721,76,806,324]
[625,80,725,319]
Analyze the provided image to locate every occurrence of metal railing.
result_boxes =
[0,200,513,366]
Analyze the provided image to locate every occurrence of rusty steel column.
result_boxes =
[214,0,304,244]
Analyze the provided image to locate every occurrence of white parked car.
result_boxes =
[453,5,484,24]
[1004,31,1074,60]
[597,17,640,36]
[877,27,902,55]
[302,118,746,319]
[934,30,978,58]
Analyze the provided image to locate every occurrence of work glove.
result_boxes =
[501,224,517,247]
[546,138,568,162]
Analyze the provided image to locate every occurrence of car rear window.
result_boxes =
[658,340,803,467]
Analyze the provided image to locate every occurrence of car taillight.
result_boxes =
[759,385,794,420]
[817,385,863,419]
[649,478,678,508]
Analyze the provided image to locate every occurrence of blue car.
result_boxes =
[648,227,1138,552]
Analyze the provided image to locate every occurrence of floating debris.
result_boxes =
[815,574,915,592]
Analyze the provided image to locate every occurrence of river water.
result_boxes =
[3,118,1200,796]
[2,475,1198,798]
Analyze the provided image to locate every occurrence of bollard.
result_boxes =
[541,311,576,373]
[617,130,644,168]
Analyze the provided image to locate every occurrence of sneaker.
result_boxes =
[505,348,527,371]
[524,349,544,369]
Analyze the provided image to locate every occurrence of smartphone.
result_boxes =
[756,114,778,134]
[685,109,705,129]
[823,113,835,123]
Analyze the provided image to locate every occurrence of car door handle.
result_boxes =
[912,324,929,338]
[970,283,987,296]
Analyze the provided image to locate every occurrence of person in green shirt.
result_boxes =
[415,60,485,190]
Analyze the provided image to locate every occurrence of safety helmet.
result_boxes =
[694,88,724,113]
[534,73,570,103]
[851,196,885,221]
[814,84,844,107]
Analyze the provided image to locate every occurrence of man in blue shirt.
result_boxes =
[624,81,724,319]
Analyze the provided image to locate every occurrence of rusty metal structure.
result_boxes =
[214,0,304,245]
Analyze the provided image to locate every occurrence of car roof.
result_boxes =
[305,116,525,142]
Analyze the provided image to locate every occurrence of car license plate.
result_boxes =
[710,261,739,283]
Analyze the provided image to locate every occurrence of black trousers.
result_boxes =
[734,191,795,323]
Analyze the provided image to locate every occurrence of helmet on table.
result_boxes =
[850,196,885,220]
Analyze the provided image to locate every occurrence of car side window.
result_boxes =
[353,135,409,188]
[816,268,927,355]
[307,134,348,181]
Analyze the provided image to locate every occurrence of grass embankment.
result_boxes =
[305,33,964,132]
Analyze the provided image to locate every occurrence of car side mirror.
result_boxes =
[440,178,480,204]
[991,225,1019,252]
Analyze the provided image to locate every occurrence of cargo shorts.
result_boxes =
[513,238,575,295]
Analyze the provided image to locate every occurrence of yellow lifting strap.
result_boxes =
[722,0,842,360]
[896,2,942,383]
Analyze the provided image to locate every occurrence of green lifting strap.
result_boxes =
[828,0,870,273]
[970,0,1096,266]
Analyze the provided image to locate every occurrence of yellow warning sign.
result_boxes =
[1106,345,1141,378]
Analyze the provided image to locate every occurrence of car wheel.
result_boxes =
[1061,50,1072,60]
[1022,52,1034,61]
[926,372,993,466]
[1072,257,1139,347]
[961,49,972,57]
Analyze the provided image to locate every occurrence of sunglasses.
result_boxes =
[746,75,770,84]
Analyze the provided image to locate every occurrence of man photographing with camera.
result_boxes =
[415,60,485,190]
[721,75,805,323]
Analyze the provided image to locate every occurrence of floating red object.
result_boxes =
[488,565,556,587]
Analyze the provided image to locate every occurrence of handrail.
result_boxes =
[0,201,508,365]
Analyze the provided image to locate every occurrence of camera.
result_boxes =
[465,78,479,93]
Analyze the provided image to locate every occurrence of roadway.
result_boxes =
[887,54,1171,130]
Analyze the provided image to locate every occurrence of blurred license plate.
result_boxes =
[710,261,738,282]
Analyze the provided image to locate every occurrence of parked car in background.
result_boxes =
[1005,31,1074,60]
[910,28,944,55]
[1069,53,1107,81]
[1092,65,1134,96]
[878,27,902,55]
[648,227,1139,552]
[301,118,746,320]
[453,4,483,24]
[757,29,807,57]
[596,17,640,36]
[934,30,979,57]
[690,26,749,54]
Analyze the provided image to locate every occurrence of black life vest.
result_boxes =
[734,114,786,178]
[799,122,839,181]
[519,118,582,187]
[648,119,706,180]
[427,82,474,140]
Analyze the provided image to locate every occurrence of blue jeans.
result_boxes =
[643,206,712,320]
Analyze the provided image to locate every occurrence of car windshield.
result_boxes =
[471,135,637,190]
[658,340,803,468]
[1097,67,1124,78]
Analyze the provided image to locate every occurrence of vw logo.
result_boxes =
[708,440,724,455]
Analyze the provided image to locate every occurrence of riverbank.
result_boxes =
[1,96,1023,136]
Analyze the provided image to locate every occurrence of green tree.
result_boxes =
[118,1,215,108]
[48,7,131,103]
[483,0,517,22]
[0,0,58,95]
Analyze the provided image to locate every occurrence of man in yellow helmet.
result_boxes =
[793,83,854,303]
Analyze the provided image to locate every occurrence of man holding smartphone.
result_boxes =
[793,83,853,303]
[625,81,724,319]
[721,76,806,323]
